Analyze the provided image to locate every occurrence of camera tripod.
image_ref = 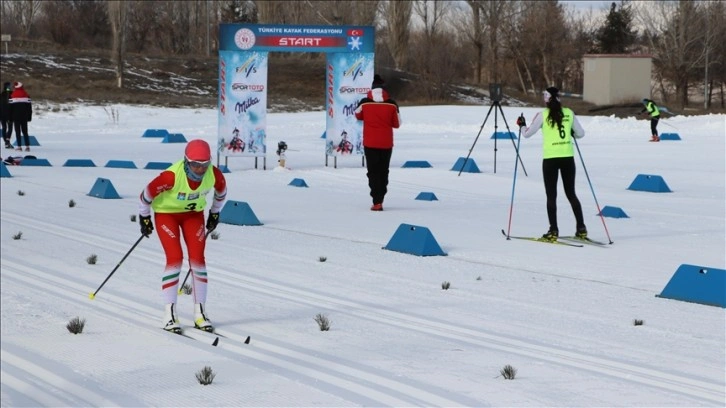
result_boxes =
[458,100,528,177]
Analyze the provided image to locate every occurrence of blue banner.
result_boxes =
[219,24,374,53]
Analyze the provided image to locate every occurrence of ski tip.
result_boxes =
[244,336,250,344]
[212,337,219,347]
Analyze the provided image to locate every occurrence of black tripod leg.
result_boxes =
[496,103,528,177]
[459,103,495,177]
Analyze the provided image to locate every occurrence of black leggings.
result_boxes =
[650,116,659,136]
[1,118,12,141]
[542,157,585,232]
[364,147,392,205]
[14,121,29,147]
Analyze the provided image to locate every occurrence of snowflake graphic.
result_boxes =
[347,36,362,51]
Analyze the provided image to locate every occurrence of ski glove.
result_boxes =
[206,211,220,232]
[139,215,154,237]
[516,115,526,128]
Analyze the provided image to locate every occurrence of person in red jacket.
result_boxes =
[354,74,401,211]
[138,139,227,334]
[8,82,32,151]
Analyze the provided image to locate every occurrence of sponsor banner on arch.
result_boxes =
[325,53,374,157]
[217,51,268,158]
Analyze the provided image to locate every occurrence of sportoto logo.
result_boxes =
[232,83,265,92]
[339,86,369,94]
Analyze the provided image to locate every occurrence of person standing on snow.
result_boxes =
[517,86,587,242]
[138,139,227,333]
[9,82,32,151]
[640,98,660,142]
[1,82,13,149]
[354,74,401,211]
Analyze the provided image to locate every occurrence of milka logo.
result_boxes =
[344,59,364,81]
[236,55,257,77]
[235,97,260,114]
[342,103,357,116]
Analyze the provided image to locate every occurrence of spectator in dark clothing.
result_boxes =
[0,82,12,149]
[9,82,32,152]
[354,74,401,211]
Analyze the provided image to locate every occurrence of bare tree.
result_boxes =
[700,0,725,108]
[17,0,41,37]
[413,0,449,40]
[126,0,159,53]
[381,0,412,70]
[463,1,485,83]
[638,1,705,107]
[42,1,75,45]
[108,0,128,88]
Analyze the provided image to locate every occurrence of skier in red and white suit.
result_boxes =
[138,139,227,333]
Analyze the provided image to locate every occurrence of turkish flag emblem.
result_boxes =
[348,29,362,36]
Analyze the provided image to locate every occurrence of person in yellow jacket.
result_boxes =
[640,98,660,142]
[138,139,227,333]
[517,87,587,241]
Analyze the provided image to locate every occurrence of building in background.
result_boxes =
[583,54,652,105]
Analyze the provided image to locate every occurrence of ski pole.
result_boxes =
[178,229,212,293]
[660,120,679,130]
[504,115,525,239]
[89,234,146,299]
[572,138,614,244]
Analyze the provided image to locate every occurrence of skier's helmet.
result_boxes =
[278,141,287,151]
[185,139,211,162]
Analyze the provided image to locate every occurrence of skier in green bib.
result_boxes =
[517,87,587,242]
[640,98,660,142]
[138,139,227,333]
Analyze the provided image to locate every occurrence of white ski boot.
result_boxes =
[163,303,181,334]
[194,303,214,332]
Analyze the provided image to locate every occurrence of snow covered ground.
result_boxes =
[1,103,724,407]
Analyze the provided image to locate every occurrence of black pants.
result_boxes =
[650,116,659,136]
[1,118,11,143]
[14,121,29,147]
[542,157,585,232]
[364,147,392,205]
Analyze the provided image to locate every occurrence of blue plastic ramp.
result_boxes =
[627,174,671,192]
[384,223,446,256]
[87,178,121,199]
[63,159,96,167]
[415,192,438,201]
[142,129,170,138]
[0,162,11,178]
[450,157,481,173]
[402,161,432,168]
[288,178,309,187]
[105,160,137,169]
[13,135,41,146]
[144,162,173,170]
[598,205,629,218]
[659,133,681,141]
[657,264,725,308]
[490,131,516,140]
[219,200,262,226]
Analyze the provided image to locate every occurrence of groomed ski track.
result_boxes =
[1,211,722,406]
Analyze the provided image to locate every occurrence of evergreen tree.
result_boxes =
[596,1,637,54]
[223,0,258,23]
